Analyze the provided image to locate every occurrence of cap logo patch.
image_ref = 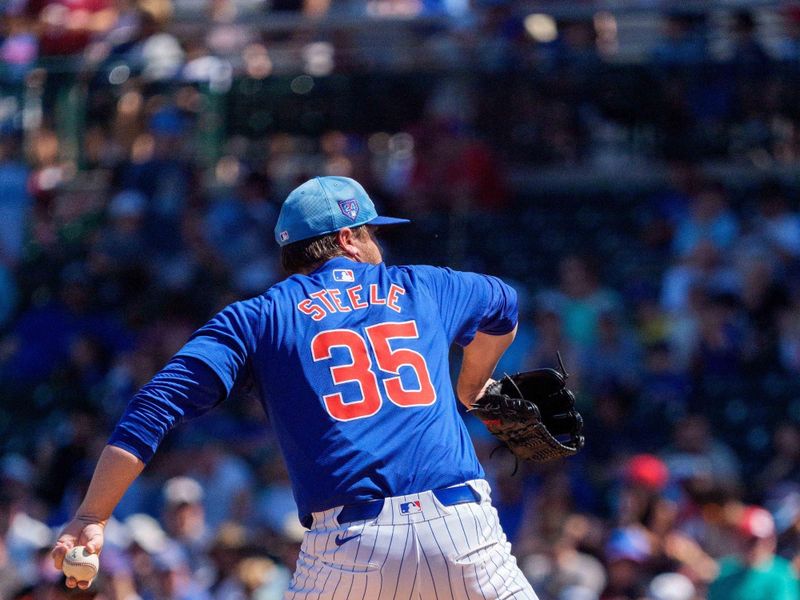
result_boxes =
[337,198,359,221]
[280,231,289,242]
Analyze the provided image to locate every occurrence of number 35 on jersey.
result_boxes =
[311,320,436,421]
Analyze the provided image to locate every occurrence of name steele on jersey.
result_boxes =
[296,283,407,321]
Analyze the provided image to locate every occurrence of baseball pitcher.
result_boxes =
[51,176,554,599]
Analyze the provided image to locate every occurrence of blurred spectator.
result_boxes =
[660,242,736,317]
[600,527,651,600]
[623,455,669,496]
[406,117,509,213]
[582,382,637,472]
[252,456,299,539]
[672,182,740,258]
[522,515,607,600]
[542,255,622,349]
[647,572,695,600]
[651,12,708,67]
[37,407,104,513]
[150,542,212,600]
[162,476,212,583]
[690,292,746,379]
[779,6,800,61]
[0,134,31,267]
[524,305,581,383]
[207,522,247,598]
[203,171,279,295]
[0,265,131,386]
[88,189,151,304]
[614,455,678,556]
[729,11,770,74]
[0,489,24,599]
[756,424,800,495]
[750,180,800,260]
[766,483,800,564]
[634,343,690,450]
[34,0,115,57]
[778,303,800,372]
[188,444,253,529]
[708,506,799,600]
[579,309,642,391]
[0,12,38,81]
[736,251,788,369]
[135,11,185,82]
[660,415,741,493]
[236,555,291,600]
[117,106,196,254]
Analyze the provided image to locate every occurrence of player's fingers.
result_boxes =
[82,525,104,555]
[77,579,92,590]
[65,576,78,589]
[51,537,75,570]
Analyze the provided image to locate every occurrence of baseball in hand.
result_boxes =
[62,546,99,582]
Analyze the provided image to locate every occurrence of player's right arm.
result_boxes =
[51,445,143,589]
[50,299,262,587]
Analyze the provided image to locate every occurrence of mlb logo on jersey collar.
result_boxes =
[400,500,422,515]
[333,269,355,282]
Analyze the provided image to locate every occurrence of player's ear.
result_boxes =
[337,228,360,258]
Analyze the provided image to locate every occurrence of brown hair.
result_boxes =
[280,225,368,275]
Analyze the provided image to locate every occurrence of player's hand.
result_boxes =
[458,377,496,409]
[476,378,496,400]
[471,378,497,404]
[51,516,105,589]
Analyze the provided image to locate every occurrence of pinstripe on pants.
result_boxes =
[285,480,538,600]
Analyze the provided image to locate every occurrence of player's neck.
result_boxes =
[297,253,355,275]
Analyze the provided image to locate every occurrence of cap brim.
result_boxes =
[368,216,410,226]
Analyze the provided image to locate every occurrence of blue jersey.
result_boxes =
[110,257,517,519]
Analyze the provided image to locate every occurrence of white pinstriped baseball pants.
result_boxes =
[285,480,538,600]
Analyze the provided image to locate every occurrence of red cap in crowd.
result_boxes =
[625,454,670,491]
[739,506,775,539]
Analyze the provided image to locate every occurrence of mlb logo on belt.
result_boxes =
[333,269,355,282]
[400,500,422,515]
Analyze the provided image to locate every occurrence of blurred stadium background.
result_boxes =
[4,0,800,598]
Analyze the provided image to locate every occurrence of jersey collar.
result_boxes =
[310,256,368,275]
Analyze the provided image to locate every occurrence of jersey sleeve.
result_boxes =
[174,298,263,393]
[413,266,518,346]
[108,356,226,463]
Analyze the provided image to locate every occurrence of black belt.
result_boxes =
[301,484,480,529]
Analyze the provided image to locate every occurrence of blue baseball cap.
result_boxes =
[274,176,409,247]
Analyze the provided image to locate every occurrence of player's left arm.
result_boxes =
[456,327,517,409]
[445,272,519,408]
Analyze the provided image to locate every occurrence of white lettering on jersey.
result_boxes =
[296,285,406,321]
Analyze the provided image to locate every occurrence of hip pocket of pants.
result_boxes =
[453,540,501,565]
[319,558,380,573]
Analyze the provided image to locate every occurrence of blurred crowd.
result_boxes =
[4,2,800,600]
[8,2,800,167]
[4,120,800,600]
